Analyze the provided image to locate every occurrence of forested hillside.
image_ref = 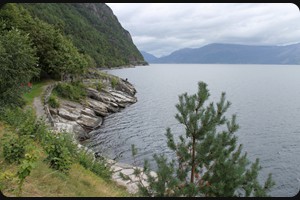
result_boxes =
[0,3,146,107]
[22,3,147,68]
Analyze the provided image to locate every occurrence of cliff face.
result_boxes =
[22,3,147,68]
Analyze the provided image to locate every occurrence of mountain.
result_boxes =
[151,43,300,64]
[140,51,158,63]
[22,3,147,68]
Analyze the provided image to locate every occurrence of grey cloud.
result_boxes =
[107,3,300,57]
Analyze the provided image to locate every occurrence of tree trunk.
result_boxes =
[191,137,196,183]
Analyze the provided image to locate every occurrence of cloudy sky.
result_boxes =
[106,3,300,58]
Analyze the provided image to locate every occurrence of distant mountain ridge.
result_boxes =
[145,43,300,64]
[140,51,158,63]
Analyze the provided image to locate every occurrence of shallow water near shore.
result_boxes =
[86,64,300,197]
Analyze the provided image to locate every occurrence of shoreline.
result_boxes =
[40,68,152,194]
[96,62,149,71]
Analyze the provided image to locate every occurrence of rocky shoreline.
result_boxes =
[49,78,137,142]
[41,69,154,194]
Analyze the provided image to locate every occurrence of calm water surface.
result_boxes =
[86,64,300,197]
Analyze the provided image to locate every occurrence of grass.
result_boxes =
[0,76,135,197]
[0,122,132,197]
[23,79,55,105]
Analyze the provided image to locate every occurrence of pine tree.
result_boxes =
[122,81,275,197]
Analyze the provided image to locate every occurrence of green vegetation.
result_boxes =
[0,2,145,197]
[22,3,146,68]
[16,147,39,197]
[122,82,275,197]
[43,132,74,173]
[95,81,105,92]
[53,82,87,102]
[0,21,39,107]
[48,94,60,108]
[78,150,112,181]
[0,2,146,108]
[0,108,130,197]
[23,80,53,105]
[2,134,26,164]
[0,3,90,81]
[110,76,119,89]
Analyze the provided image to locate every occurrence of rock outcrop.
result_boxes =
[42,70,157,194]
[48,73,137,142]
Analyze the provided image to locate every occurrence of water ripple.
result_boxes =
[86,64,300,197]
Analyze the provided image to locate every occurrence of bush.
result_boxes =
[96,81,104,92]
[91,159,112,181]
[2,134,26,164]
[0,107,37,137]
[54,82,86,102]
[17,111,36,137]
[78,150,112,181]
[0,107,30,128]
[32,119,49,143]
[44,133,73,173]
[16,148,39,197]
[48,94,60,108]
[110,77,119,89]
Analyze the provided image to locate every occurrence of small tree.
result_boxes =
[123,81,275,197]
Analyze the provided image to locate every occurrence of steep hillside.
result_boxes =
[22,3,147,68]
[151,43,300,64]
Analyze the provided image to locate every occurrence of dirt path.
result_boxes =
[32,85,49,122]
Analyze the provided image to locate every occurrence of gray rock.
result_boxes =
[58,108,79,121]
[49,108,58,115]
[110,90,137,104]
[80,107,97,118]
[115,78,137,96]
[76,114,103,129]
[54,122,76,134]
[87,98,110,117]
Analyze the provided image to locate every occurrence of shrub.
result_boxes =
[110,77,119,89]
[78,150,112,181]
[96,81,104,92]
[17,111,36,137]
[90,160,112,181]
[0,107,36,137]
[16,148,39,197]
[48,94,60,108]
[44,133,73,173]
[54,82,86,102]
[0,107,29,128]
[3,134,26,164]
[32,119,49,143]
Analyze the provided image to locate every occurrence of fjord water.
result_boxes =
[87,64,300,197]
